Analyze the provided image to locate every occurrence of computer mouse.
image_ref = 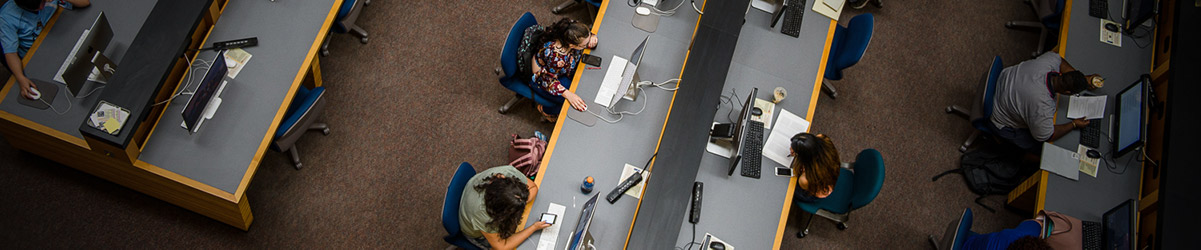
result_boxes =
[751,107,763,116]
[709,242,726,250]
[1086,149,1101,159]
[1104,23,1120,32]
[28,87,41,100]
[635,6,652,16]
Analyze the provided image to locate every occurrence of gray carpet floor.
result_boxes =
[0,0,1048,248]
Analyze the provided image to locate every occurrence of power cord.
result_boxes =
[588,78,679,123]
[691,0,703,14]
[153,53,211,107]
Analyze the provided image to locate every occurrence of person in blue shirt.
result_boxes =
[2,0,90,100]
[963,220,1052,250]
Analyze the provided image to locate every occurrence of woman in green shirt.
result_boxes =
[458,165,548,249]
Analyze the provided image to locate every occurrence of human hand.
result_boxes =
[532,221,552,230]
[563,91,587,111]
[17,77,37,100]
[586,34,598,49]
[1072,118,1090,129]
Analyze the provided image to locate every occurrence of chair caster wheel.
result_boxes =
[294,163,303,170]
[322,128,330,135]
[959,145,969,153]
[360,37,369,44]
[321,49,329,57]
[837,223,848,230]
[945,106,953,113]
[498,106,509,114]
[796,229,808,238]
[552,7,565,14]
[1005,22,1016,28]
[363,0,370,6]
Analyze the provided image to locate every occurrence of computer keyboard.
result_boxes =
[781,0,806,38]
[1080,119,1102,149]
[1082,221,1102,250]
[1089,0,1108,19]
[741,120,765,179]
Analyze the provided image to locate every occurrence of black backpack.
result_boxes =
[932,146,1036,213]
[514,25,545,80]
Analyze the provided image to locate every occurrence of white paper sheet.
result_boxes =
[536,203,567,250]
[1067,95,1107,119]
[751,98,776,128]
[619,164,650,199]
[1040,143,1080,180]
[764,109,810,166]
[595,56,629,107]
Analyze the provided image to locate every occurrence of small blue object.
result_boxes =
[534,130,547,141]
[581,176,594,194]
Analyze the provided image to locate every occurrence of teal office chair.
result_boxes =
[945,56,1003,152]
[496,12,572,116]
[1006,0,1065,57]
[551,0,601,22]
[441,162,483,250]
[795,149,885,238]
[822,13,875,99]
[272,86,330,169]
[320,0,370,56]
[928,208,975,250]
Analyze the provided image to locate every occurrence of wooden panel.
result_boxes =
[1153,0,1175,68]
[1007,171,1047,217]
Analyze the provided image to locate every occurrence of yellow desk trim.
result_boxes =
[1056,0,1073,55]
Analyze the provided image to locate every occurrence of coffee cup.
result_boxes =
[772,87,787,104]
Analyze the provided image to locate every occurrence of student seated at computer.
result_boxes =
[531,18,598,113]
[1,0,90,100]
[458,165,549,250]
[990,51,1100,153]
[790,133,841,202]
[963,220,1051,250]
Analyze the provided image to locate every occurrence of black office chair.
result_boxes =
[945,56,1003,152]
[320,0,370,56]
[1006,0,1065,57]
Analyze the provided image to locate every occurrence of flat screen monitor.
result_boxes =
[61,12,113,97]
[1113,76,1145,158]
[727,87,758,176]
[181,51,228,133]
[1102,199,1135,250]
[1123,0,1156,34]
[568,195,599,250]
[611,36,650,107]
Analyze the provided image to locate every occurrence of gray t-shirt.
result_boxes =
[459,165,530,239]
[991,52,1062,141]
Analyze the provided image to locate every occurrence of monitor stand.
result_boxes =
[623,73,640,102]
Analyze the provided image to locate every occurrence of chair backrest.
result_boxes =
[273,86,326,151]
[971,56,1003,132]
[500,12,538,80]
[441,162,477,240]
[849,149,884,210]
[937,208,975,250]
[826,13,875,80]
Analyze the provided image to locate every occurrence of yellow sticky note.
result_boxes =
[102,118,120,133]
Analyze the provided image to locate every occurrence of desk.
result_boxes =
[0,0,340,230]
[1005,0,1151,221]
[521,0,834,249]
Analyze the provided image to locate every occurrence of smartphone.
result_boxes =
[775,167,793,177]
[540,213,557,224]
[582,54,602,67]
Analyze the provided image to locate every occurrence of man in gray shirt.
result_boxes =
[991,52,1098,152]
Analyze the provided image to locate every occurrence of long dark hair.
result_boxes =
[790,133,840,195]
[475,175,529,239]
[542,18,590,47]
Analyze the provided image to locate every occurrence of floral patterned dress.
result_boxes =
[531,41,582,96]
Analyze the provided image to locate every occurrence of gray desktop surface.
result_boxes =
[138,0,338,194]
[519,2,698,250]
[674,6,830,250]
[1041,0,1151,222]
[0,0,156,140]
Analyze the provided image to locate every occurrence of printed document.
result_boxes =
[1040,143,1080,180]
[763,109,810,166]
[1067,95,1106,119]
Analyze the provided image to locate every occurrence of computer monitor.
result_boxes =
[1102,199,1135,250]
[1112,76,1145,158]
[610,36,650,108]
[1123,0,1156,34]
[727,88,758,176]
[60,12,116,97]
[181,51,228,133]
[568,195,599,250]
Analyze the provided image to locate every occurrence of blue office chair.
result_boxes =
[822,13,875,99]
[1006,0,1065,57]
[320,0,370,56]
[272,86,330,170]
[496,12,573,117]
[442,162,483,250]
[945,56,1003,152]
[928,208,975,250]
[795,149,885,238]
[552,0,601,21]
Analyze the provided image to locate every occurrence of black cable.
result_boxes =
[628,0,640,7]
[686,223,697,250]
[644,152,658,169]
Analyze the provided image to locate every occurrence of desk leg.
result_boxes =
[304,56,323,89]
[1007,170,1049,217]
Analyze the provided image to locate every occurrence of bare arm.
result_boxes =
[1048,118,1088,142]
[6,53,36,99]
[64,0,90,8]
[526,179,539,202]
[482,221,551,250]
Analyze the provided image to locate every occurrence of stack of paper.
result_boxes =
[1067,95,1107,119]
[763,109,811,166]
[619,164,650,199]
[1040,143,1080,180]
[813,0,846,21]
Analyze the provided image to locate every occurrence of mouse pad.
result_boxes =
[567,108,597,127]
[16,80,59,110]
[632,9,660,33]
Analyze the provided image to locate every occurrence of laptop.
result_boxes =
[1078,199,1135,250]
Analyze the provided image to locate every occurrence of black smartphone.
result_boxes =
[775,167,793,177]
[582,54,602,67]
[540,213,557,224]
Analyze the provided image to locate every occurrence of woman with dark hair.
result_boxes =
[530,18,598,113]
[789,133,841,202]
[458,165,547,249]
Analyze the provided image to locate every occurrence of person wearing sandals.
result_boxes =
[530,18,597,115]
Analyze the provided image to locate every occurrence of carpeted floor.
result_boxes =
[0,0,1048,248]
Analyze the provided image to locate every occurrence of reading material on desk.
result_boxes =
[595,55,629,108]
[1078,145,1100,177]
[1067,95,1107,119]
[87,101,130,135]
[1099,19,1122,47]
[223,48,253,78]
[620,164,650,199]
[1041,142,1080,180]
[536,203,567,250]
[763,109,810,166]
[812,0,845,20]
[751,98,776,127]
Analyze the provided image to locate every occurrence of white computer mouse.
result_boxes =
[635,6,651,16]
[28,87,41,100]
